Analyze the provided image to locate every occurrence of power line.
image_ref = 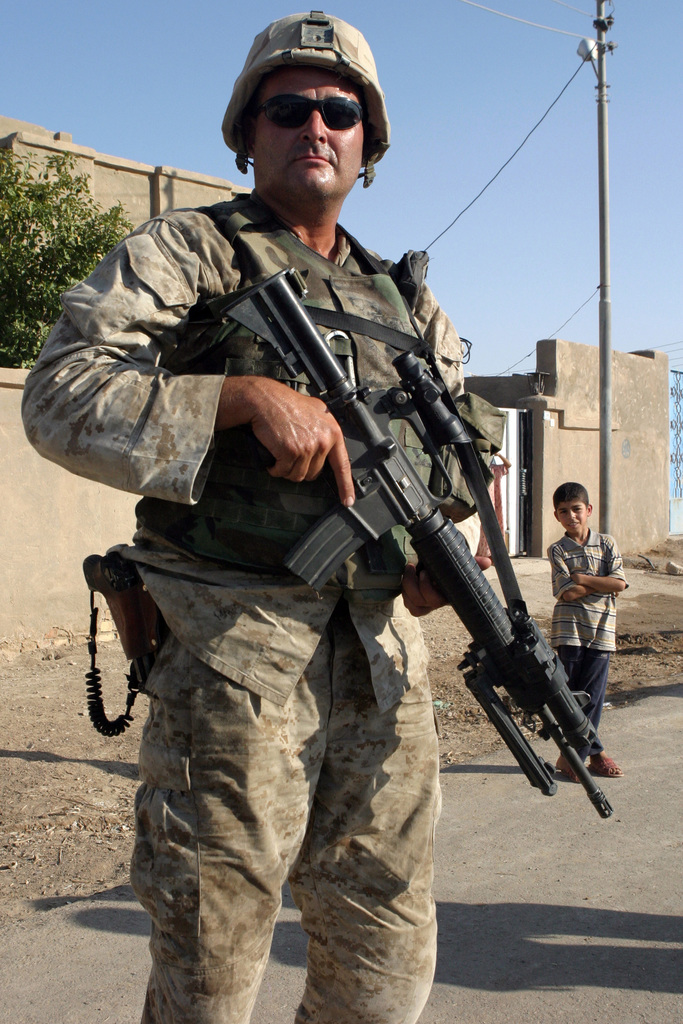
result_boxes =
[424,59,587,251]
[487,287,598,376]
[495,348,537,376]
[452,0,592,38]
[654,340,683,351]
[545,0,594,15]
[548,286,599,337]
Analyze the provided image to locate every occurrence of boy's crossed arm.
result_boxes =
[561,572,627,601]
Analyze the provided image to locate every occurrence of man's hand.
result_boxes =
[215,376,355,506]
[402,563,448,617]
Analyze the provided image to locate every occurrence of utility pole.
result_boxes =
[595,2,614,533]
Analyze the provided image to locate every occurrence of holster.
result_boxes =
[83,552,162,663]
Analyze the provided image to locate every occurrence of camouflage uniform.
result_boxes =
[22,193,463,1023]
[133,603,439,1024]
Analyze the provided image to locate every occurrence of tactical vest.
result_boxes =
[136,195,433,594]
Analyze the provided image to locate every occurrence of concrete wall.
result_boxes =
[1,369,138,643]
[0,117,250,643]
[468,340,670,556]
[0,115,249,227]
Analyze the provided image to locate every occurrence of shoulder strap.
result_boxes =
[343,230,451,389]
[305,305,428,356]
[198,195,271,246]
[197,210,431,360]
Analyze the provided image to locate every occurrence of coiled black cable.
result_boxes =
[85,595,140,737]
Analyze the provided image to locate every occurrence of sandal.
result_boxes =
[589,755,624,778]
[555,758,580,783]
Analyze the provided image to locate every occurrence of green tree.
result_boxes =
[0,149,132,368]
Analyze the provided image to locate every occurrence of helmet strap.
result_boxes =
[235,153,253,175]
[360,159,376,188]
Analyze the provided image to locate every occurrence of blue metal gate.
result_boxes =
[671,370,683,533]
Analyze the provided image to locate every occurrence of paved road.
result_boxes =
[2,678,681,1024]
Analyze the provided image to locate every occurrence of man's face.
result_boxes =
[554,499,592,540]
[246,66,365,217]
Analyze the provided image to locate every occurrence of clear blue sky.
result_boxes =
[3,1,681,377]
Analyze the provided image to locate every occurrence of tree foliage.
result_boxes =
[0,149,132,368]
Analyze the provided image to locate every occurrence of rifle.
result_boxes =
[221,268,613,819]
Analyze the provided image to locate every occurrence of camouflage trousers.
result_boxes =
[131,597,441,1024]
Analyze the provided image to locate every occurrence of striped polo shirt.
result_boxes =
[547,529,627,651]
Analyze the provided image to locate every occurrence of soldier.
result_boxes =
[22,11,468,1024]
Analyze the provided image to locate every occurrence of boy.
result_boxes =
[548,482,627,781]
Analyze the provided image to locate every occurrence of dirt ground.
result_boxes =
[2,538,683,924]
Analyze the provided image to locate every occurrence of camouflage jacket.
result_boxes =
[22,192,463,708]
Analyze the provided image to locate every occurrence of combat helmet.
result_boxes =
[223,10,390,187]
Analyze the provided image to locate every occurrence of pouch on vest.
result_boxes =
[444,392,507,521]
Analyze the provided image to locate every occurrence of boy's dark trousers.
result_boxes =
[556,645,611,761]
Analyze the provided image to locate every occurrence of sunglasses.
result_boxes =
[256,94,364,131]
